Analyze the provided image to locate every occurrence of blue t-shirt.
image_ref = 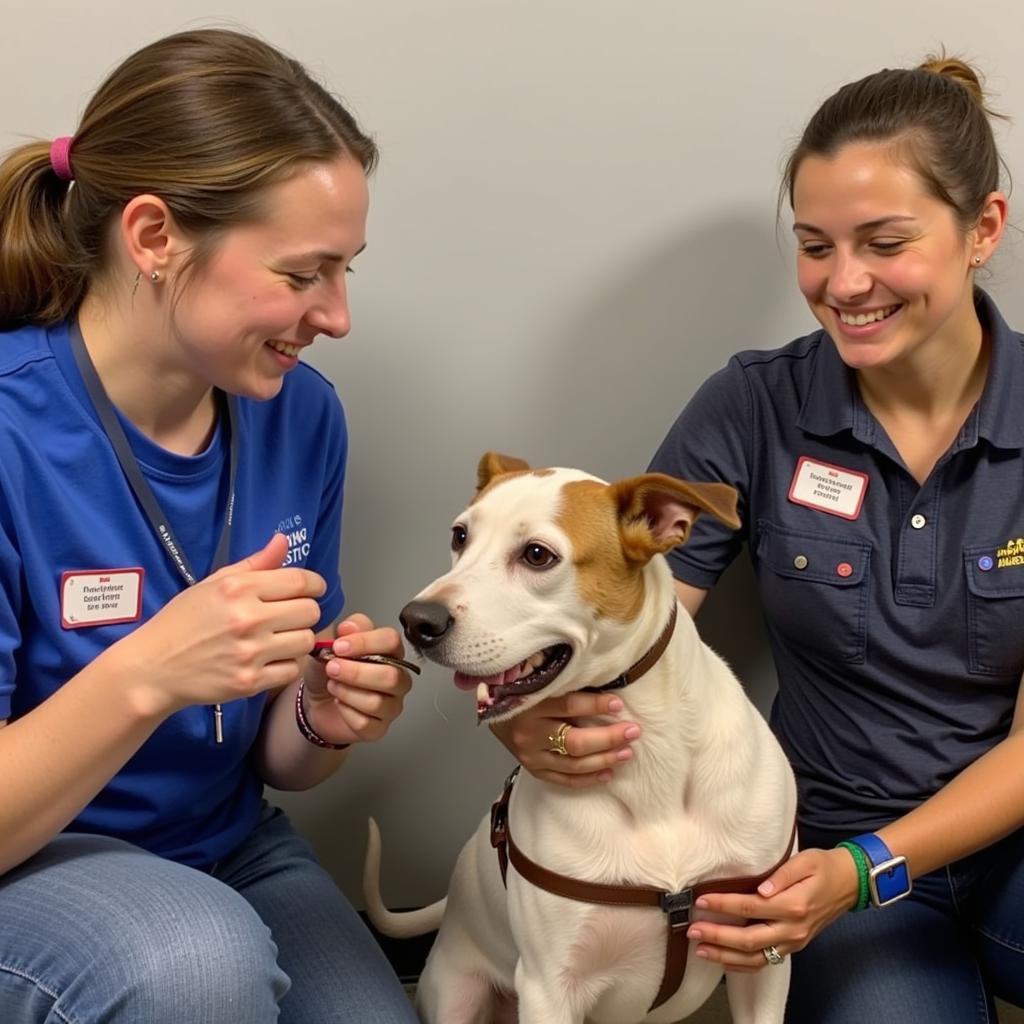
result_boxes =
[649,292,1024,842]
[0,322,346,867]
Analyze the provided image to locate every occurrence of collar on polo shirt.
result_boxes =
[973,292,1024,449]
[796,291,1024,451]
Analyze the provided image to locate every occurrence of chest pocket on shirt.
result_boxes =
[755,520,872,664]
[963,543,1024,675]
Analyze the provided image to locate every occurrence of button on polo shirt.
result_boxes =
[649,292,1024,841]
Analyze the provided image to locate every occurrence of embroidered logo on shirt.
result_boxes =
[996,537,1024,569]
[277,513,311,567]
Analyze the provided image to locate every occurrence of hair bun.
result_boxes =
[918,54,988,108]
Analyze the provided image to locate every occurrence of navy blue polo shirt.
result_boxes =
[649,291,1024,841]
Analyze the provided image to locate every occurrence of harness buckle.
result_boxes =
[489,798,508,847]
[489,766,519,848]
[659,888,694,929]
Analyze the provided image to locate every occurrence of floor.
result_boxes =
[405,983,1024,1022]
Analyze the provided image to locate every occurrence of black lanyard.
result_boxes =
[69,322,238,744]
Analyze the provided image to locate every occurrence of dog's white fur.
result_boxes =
[365,458,797,1024]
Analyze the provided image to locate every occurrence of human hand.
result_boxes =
[118,533,325,717]
[685,847,860,972]
[302,614,414,745]
[489,692,641,788]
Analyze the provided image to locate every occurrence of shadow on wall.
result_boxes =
[530,208,797,712]
[517,208,806,479]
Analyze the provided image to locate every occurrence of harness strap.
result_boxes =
[489,766,796,1012]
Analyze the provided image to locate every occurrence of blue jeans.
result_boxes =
[787,826,1024,1023]
[0,803,418,1023]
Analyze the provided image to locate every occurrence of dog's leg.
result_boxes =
[414,968,494,1024]
[514,960,585,1024]
[414,939,503,1024]
[723,960,791,1024]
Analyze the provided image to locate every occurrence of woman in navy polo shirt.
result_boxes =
[500,57,1024,1020]
[0,29,418,1024]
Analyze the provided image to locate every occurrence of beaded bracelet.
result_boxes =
[836,840,871,912]
[295,680,350,751]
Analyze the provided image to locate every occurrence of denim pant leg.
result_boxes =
[0,833,289,1024]
[958,828,1024,1009]
[786,866,997,1024]
[214,803,418,1024]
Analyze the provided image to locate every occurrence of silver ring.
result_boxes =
[762,945,785,966]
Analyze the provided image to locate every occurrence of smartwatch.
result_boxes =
[849,833,912,908]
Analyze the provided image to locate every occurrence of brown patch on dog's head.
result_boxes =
[557,480,647,621]
[473,452,554,503]
[557,474,741,621]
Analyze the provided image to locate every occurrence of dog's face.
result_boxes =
[401,453,739,723]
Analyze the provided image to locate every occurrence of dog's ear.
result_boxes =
[611,473,740,561]
[476,452,531,493]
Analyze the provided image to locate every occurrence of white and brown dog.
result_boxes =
[364,453,797,1024]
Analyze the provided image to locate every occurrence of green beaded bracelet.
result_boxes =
[836,840,871,912]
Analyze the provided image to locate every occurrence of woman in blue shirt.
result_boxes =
[0,28,417,1024]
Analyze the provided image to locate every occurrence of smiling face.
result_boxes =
[414,468,613,722]
[401,458,739,723]
[792,142,980,373]
[166,155,369,400]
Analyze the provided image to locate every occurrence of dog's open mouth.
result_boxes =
[453,644,572,721]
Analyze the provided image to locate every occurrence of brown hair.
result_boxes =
[781,55,1005,231]
[0,29,378,328]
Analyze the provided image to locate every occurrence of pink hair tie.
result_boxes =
[49,136,74,182]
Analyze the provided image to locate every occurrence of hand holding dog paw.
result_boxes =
[304,614,414,745]
[685,847,860,972]
[490,692,642,788]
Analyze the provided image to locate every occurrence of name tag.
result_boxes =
[61,569,145,629]
[788,457,869,520]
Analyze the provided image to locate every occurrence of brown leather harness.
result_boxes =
[488,604,796,1013]
[490,770,796,1012]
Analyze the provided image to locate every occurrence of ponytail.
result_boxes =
[0,141,84,328]
[0,29,378,331]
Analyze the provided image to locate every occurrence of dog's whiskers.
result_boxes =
[431,684,451,723]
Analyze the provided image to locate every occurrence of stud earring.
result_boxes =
[150,270,160,282]
[974,255,983,265]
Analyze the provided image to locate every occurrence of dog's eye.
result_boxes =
[451,525,468,551]
[522,543,558,569]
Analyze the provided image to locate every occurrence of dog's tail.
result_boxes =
[363,817,447,938]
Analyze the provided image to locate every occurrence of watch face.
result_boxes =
[869,858,912,907]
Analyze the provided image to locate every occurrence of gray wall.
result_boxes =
[4,0,1024,908]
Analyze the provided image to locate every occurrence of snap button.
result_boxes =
[910,514,927,530]
[978,555,994,572]
[836,562,853,578]
[793,555,809,570]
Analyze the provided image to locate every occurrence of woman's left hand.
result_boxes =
[303,614,414,745]
[685,847,860,972]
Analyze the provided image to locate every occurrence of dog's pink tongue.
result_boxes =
[453,671,503,691]
[454,662,526,691]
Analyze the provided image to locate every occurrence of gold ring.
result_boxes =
[762,945,785,966]
[546,721,572,756]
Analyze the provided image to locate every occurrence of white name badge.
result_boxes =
[788,457,869,520]
[61,569,145,629]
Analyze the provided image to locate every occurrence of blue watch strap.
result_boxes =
[848,832,892,866]
[849,832,911,906]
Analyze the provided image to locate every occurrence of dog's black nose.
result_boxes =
[400,600,454,649]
